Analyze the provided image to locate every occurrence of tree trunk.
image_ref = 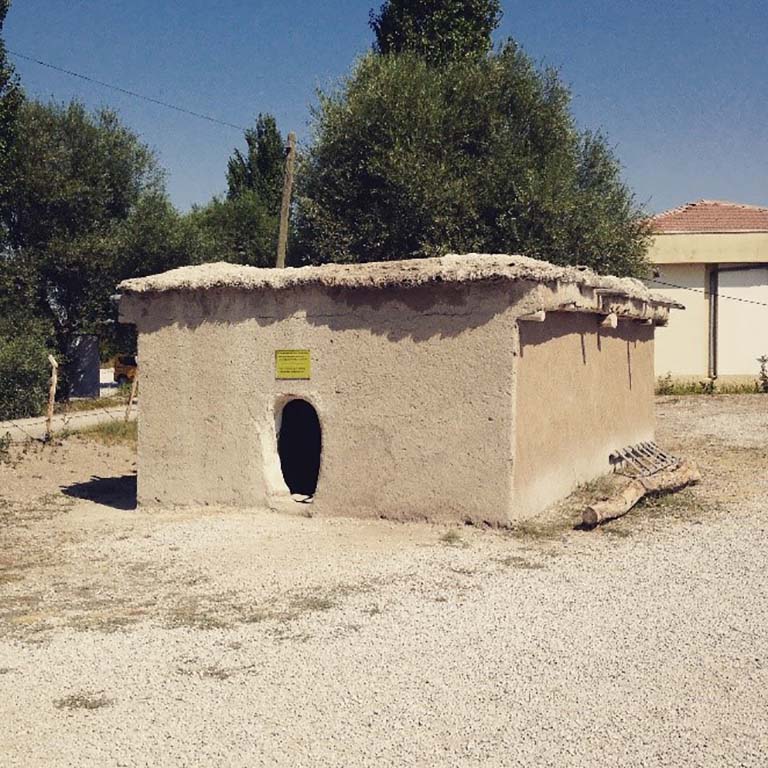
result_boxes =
[583,460,701,528]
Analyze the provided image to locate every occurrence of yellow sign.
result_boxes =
[275,349,311,380]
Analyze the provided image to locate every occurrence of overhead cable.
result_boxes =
[8,49,248,132]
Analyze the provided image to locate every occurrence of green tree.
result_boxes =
[0,317,50,420]
[185,190,278,267]
[370,0,502,64]
[296,45,650,275]
[226,113,285,213]
[0,100,180,382]
[0,0,23,251]
[192,113,287,266]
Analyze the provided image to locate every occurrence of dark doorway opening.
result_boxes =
[277,399,322,496]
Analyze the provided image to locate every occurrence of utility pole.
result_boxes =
[276,132,296,268]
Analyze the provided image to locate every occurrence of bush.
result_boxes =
[0,325,50,420]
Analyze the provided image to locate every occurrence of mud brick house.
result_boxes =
[119,254,679,524]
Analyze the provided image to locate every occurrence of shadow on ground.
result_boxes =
[61,474,137,510]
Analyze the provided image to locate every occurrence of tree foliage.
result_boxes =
[0,318,49,420]
[0,0,23,250]
[370,0,502,64]
[187,190,279,267]
[4,100,162,251]
[297,45,650,275]
[0,100,184,382]
[226,113,284,212]
[191,113,287,266]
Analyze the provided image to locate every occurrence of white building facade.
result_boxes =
[646,200,768,382]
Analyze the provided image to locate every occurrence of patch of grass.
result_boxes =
[601,526,633,539]
[288,595,335,615]
[0,431,11,463]
[200,665,233,681]
[54,392,128,415]
[656,373,762,396]
[508,517,574,541]
[166,600,230,631]
[243,609,271,624]
[636,487,710,521]
[439,529,465,546]
[449,566,476,576]
[72,420,137,447]
[54,692,112,711]
[496,555,546,570]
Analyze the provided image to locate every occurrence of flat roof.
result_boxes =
[119,253,677,309]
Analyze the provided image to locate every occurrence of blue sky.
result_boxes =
[6,0,767,212]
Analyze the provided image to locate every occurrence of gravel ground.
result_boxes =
[0,396,766,767]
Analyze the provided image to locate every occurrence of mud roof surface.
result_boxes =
[119,253,677,308]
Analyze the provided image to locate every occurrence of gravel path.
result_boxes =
[0,396,766,766]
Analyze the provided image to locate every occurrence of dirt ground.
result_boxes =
[1,396,767,767]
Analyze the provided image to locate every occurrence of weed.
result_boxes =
[54,392,128,415]
[632,487,712,525]
[166,601,230,630]
[758,355,768,393]
[54,692,112,711]
[440,529,464,546]
[655,372,675,395]
[496,555,546,570]
[200,665,232,681]
[601,526,633,539]
[73,420,137,446]
[655,375,761,396]
[0,431,10,462]
[243,609,271,624]
[289,595,335,614]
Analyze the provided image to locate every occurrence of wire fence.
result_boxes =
[1,367,139,444]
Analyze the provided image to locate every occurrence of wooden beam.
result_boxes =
[519,310,546,323]
[582,459,701,528]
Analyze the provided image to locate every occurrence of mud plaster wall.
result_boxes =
[127,282,525,524]
[513,312,655,518]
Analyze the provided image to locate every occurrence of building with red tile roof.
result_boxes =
[652,199,768,234]
[646,200,768,381]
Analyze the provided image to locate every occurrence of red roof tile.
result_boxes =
[652,199,768,234]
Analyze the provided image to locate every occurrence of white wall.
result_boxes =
[646,264,708,377]
[651,232,768,264]
[717,267,768,376]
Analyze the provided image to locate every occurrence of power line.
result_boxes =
[649,277,768,309]
[8,49,248,132]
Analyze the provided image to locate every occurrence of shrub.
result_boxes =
[0,324,50,420]
[758,355,768,394]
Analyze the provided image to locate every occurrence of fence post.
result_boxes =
[125,367,139,423]
[46,355,58,440]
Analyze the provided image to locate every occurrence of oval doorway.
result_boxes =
[277,399,322,497]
